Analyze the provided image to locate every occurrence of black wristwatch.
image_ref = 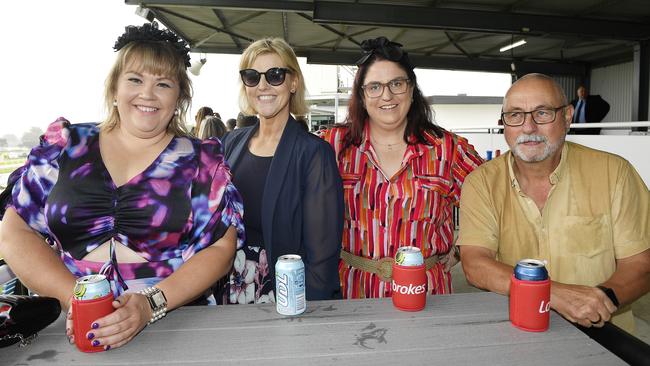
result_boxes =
[597,285,620,307]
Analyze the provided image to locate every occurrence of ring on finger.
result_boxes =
[590,315,602,324]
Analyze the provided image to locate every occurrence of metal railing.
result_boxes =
[450,121,650,134]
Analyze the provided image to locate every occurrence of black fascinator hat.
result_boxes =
[355,36,413,70]
[113,22,191,68]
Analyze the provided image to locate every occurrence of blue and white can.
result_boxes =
[514,259,548,281]
[275,255,306,316]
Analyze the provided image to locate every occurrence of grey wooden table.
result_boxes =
[4,292,624,365]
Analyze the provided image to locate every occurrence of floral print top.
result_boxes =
[1,118,245,297]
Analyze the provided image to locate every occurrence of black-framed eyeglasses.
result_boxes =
[361,78,411,98]
[501,105,569,126]
[239,67,291,87]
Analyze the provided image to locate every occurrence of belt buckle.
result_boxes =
[376,257,394,282]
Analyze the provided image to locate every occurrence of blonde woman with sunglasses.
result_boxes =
[218,38,343,304]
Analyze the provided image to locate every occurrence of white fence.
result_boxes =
[454,122,650,188]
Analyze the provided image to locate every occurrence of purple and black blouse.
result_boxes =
[1,118,244,298]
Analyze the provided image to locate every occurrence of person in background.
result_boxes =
[219,37,343,304]
[458,73,649,333]
[570,84,610,135]
[198,116,227,140]
[0,23,244,350]
[225,118,237,131]
[236,112,259,129]
[194,106,214,135]
[320,37,483,299]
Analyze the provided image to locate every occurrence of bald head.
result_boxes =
[505,73,568,106]
[502,73,573,164]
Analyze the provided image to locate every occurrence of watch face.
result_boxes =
[151,291,166,307]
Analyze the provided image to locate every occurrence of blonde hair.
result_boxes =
[100,41,192,136]
[238,38,309,117]
[198,116,227,139]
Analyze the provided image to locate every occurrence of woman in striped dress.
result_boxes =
[321,37,483,299]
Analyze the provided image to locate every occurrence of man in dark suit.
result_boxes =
[570,85,610,135]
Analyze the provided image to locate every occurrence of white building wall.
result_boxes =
[433,104,502,130]
[591,62,634,123]
[301,62,339,94]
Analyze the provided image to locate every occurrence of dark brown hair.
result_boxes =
[342,54,443,153]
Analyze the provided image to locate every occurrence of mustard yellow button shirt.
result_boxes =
[458,142,649,333]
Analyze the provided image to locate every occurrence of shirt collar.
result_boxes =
[508,143,568,190]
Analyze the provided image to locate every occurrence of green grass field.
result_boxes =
[0,158,24,174]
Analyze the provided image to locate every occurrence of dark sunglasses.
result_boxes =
[239,67,291,87]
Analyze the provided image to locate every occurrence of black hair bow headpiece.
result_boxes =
[113,22,191,68]
[355,36,411,68]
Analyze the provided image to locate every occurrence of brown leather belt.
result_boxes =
[340,249,439,282]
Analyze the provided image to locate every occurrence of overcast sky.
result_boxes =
[0,1,510,139]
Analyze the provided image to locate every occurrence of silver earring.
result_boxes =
[113,100,118,107]
[174,108,179,116]
[290,89,296,93]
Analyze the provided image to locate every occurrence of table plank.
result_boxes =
[4,292,625,365]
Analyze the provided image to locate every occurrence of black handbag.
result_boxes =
[0,295,61,348]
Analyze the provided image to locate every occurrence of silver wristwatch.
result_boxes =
[139,287,167,324]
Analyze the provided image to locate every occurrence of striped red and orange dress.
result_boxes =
[321,124,483,299]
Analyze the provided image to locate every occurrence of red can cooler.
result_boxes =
[509,274,551,332]
[72,275,114,352]
[391,263,427,311]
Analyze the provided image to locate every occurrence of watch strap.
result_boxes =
[596,285,620,307]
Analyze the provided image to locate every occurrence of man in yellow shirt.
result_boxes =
[458,73,650,333]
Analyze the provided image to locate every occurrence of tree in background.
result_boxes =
[1,134,19,147]
[21,127,43,148]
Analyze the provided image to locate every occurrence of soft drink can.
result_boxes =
[275,255,306,316]
[394,246,424,267]
[510,258,551,332]
[514,259,548,281]
[73,274,111,300]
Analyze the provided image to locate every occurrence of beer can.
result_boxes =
[514,259,548,281]
[394,246,424,267]
[275,255,306,316]
[73,274,111,300]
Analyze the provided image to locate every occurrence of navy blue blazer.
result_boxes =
[222,116,343,300]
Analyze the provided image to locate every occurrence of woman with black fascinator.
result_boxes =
[320,37,483,299]
[0,23,244,349]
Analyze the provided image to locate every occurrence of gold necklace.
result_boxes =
[370,135,406,151]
